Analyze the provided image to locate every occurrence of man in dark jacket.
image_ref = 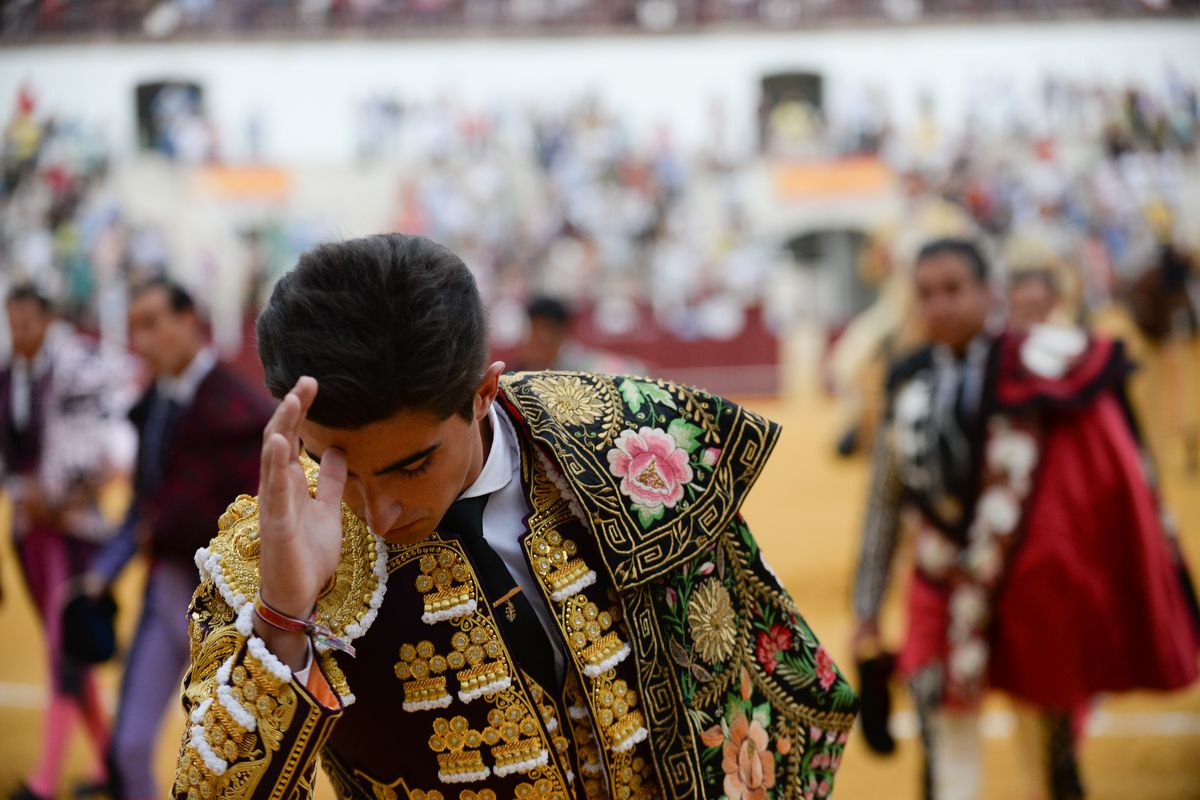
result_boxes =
[85,279,273,800]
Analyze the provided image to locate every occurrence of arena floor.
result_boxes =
[0,342,1197,799]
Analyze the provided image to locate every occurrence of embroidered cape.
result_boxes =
[175,372,858,800]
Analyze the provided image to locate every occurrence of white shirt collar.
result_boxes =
[157,346,217,406]
[458,401,516,500]
[12,321,65,379]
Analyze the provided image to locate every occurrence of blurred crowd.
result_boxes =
[3,71,1199,358]
[5,0,1199,39]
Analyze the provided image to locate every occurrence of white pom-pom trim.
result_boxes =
[581,759,604,776]
[535,451,589,528]
[234,602,255,637]
[423,600,477,625]
[458,676,511,703]
[218,684,256,732]
[402,695,453,712]
[550,571,597,603]
[188,724,228,776]
[583,643,630,678]
[438,768,491,784]
[545,717,558,733]
[199,550,248,614]
[568,705,589,720]
[247,637,293,684]
[197,529,389,648]
[189,697,213,724]
[360,535,390,625]
[611,725,648,754]
[493,750,549,777]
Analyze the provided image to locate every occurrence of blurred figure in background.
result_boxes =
[851,239,1199,800]
[1005,269,1060,334]
[513,295,575,371]
[81,279,272,800]
[513,294,646,374]
[1,284,134,800]
[1125,201,1200,474]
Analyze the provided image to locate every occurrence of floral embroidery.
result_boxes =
[527,375,606,427]
[754,624,792,675]
[720,713,776,800]
[607,426,693,524]
[687,580,738,665]
[502,373,854,797]
[814,647,838,692]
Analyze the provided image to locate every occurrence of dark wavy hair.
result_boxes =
[915,237,990,284]
[256,234,488,428]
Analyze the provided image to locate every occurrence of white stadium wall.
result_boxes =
[2,19,1200,164]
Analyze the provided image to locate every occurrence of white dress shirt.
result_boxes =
[158,346,218,407]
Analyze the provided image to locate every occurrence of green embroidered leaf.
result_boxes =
[755,604,777,630]
[636,504,665,528]
[751,702,772,730]
[638,381,678,410]
[832,680,859,709]
[735,519,759,556]
[619,379,644,414]
[780,650,816,676]
[774,661,817,691]
[667,417,703,453]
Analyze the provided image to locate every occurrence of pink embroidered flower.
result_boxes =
[701,447,721,467]
[721,714,776,800]
[607,427,693,511]
[665,587,677,610]
[754,624,793,674]
[815,646,838,691]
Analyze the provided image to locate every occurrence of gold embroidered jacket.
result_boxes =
[175,373,859,800]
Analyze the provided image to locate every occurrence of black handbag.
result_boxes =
[61,591,118,664]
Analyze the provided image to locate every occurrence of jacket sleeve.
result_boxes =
[852,414,903,621]
[173,579,343,800]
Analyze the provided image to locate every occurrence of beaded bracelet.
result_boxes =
[254,592,357,657]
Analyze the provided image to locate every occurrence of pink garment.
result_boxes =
[17,525,109,795]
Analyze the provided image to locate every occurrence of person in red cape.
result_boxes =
[851,237,1200,800]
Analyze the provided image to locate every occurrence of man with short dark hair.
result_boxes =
[852,238,1200,799]
[85,279,272,800]
[175,233,857,799]
[516,296,574,372]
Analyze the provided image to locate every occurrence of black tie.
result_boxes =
[439,493,559,692]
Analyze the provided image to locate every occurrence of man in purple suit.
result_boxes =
[84,279,273,800]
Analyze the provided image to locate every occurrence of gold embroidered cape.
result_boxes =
[175,373,858,800]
